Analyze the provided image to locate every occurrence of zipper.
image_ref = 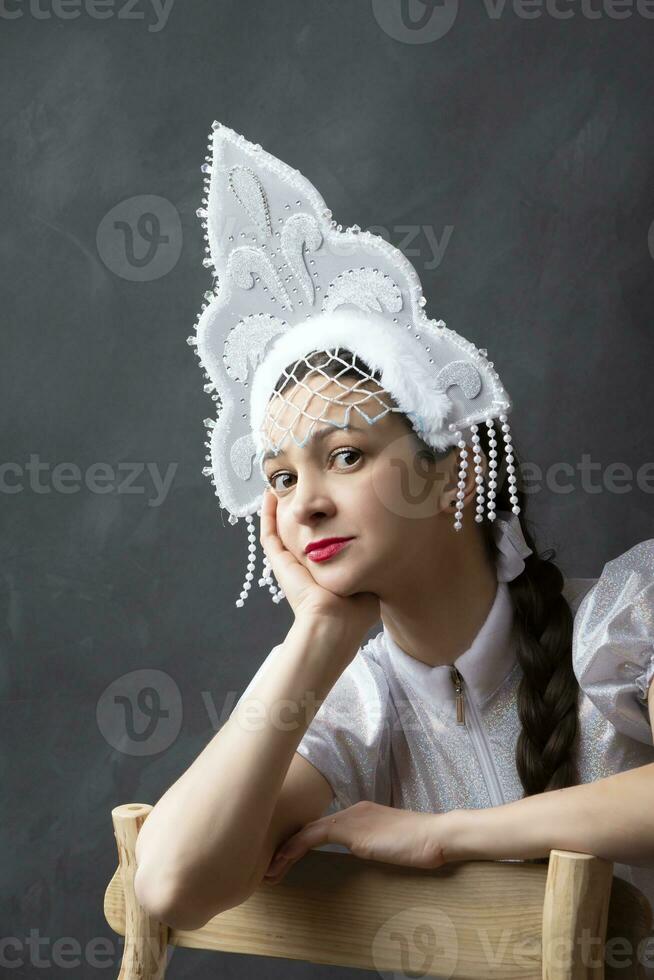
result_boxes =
[450,665,466,724]
[450,665,505,807]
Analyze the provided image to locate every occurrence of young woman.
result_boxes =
[252,354,654,891]
[133,122,654,974]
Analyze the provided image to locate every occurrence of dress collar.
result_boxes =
[381,581,517,706]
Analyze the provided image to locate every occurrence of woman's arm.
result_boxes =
[261,688,654,880]
[443,760,654,867]
[444,686,654,867]
[134,487,383,926]
[133,616,360,920]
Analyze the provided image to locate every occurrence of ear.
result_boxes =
[440,442,485,513]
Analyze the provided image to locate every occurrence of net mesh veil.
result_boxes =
[259,347,407,460]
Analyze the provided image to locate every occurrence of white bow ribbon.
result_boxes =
[492,510,533,583]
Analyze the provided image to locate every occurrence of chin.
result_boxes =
[312,561,372,597]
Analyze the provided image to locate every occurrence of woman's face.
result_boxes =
[260,371,457,598]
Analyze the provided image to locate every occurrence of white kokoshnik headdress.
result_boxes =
[189,121,525,608]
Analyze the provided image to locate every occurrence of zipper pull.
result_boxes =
[450,665,466,725]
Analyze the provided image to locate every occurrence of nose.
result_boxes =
[291,474,336,526]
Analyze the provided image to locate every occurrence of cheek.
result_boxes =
[275,511,294,551]
[369,444,441,523]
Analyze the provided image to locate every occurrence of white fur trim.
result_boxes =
[249,309,455,454]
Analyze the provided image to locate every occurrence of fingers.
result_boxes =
[258,490,315,611]
[259,489,287,576]
[260,489,288,559]
[263,841,309,883]
[263,815,341,881]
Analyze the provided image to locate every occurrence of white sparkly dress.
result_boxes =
[237,538,654,970]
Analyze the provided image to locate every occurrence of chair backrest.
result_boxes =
[106,803,652,980]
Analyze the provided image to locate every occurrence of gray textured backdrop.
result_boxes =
[3,0,654,976]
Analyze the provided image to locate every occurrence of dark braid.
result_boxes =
[474,422,580,799]
[274,348,581,817]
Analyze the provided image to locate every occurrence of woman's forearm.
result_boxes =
[443,763,654,867]
[134,617,358,918]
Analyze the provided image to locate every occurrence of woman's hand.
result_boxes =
[259,488,381,643]
[262,801,448,884]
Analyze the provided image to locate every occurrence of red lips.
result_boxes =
[305,536,354,555]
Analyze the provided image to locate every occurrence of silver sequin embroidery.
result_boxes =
[228,165,273,237]
[280,212,323,305]
[321,267,403,314]
[436,360,482,399]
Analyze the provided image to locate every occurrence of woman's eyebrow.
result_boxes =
[261,422,365,464]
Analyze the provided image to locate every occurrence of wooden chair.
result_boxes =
[105,803,652,980]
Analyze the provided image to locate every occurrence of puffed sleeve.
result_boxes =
[233,640,392,812]
[572,539,654,745]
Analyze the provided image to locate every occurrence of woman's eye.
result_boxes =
[333,448,362,468]
[268,471,293,492]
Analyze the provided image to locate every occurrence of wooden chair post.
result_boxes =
[542,849,614,979]
[111,803,169,980]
